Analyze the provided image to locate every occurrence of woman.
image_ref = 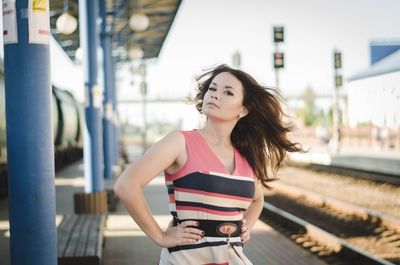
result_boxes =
[114,64,302,264]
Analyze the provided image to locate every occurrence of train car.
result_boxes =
[0,73,83,197]
[52,86,83,170]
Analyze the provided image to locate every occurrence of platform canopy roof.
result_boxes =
[49,0,182,63]
[348,49,400,81]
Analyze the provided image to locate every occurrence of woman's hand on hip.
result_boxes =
[241,218,250,243]
[159,220,204,248]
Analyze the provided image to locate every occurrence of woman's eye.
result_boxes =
[224,91,234,96]
[209,87,217,91]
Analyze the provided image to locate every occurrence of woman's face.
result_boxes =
[201,72,248,121]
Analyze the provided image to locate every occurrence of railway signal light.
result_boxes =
[273,52,284,69]
[335,74,343,87]
[334,51,342,69]
[273,26,284,43]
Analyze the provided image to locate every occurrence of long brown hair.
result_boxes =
[194,64,303,188]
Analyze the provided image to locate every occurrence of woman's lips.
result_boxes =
[207,102,219,108]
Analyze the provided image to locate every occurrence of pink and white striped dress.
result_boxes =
[159,130,255,265]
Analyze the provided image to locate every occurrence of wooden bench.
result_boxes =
[58,214,106,265]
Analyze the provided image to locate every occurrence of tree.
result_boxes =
[296,86,323,126]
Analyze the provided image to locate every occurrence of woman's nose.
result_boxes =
[211,94,218,100]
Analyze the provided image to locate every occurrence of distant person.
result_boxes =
[372,126,381,148]
[373,126,388,149]
[114,64,303,264]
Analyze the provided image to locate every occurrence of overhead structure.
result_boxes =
[49,0,182,62]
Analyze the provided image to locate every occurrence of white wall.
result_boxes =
[49,36,84,102]
[347,71,400,128]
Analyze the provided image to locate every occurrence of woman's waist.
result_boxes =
[173,216,242,238]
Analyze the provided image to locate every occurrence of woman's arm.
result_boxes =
[114,131,203,247]
[241,180,264,242]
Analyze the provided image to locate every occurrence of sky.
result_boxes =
[1,0,400,130]
[137,0,400,97]
[115,0,400,128]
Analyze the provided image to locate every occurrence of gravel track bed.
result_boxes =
[276,166,400,218]
[264,192,400,264]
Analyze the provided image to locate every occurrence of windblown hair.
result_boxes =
[194,64,304,188]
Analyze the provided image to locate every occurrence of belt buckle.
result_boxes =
[217,222,238,237]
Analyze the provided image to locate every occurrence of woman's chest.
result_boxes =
[173,171,255,203]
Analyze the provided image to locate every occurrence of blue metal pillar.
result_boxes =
[2,1,57,264]
[100,0,114,179]
[80,0,104,192]
[112,75,121,164]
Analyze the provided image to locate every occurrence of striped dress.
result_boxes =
[159,130,255,265]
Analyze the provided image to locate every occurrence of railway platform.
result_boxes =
[0,158,328,265]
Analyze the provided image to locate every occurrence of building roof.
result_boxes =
[370,40,400,65]
[50,0,182,63]
[348,48,400,81]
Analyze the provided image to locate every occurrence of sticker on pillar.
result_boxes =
[92,85,103,108]
[28,0,50,44]
[2,0,18,44]
[105,103,113,120]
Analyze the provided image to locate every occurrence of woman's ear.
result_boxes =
[239,107,248,118]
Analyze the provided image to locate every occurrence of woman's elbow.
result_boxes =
[114,170,130,198]
[113,178,125,198]
[114,169,141,199]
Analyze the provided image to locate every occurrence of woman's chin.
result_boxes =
[203,113,235,122]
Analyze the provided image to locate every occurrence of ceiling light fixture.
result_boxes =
[128,13,150,32]
[56,0,77,35]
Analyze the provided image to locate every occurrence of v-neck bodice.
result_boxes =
[164,130,254,182]
[194,130,237,175]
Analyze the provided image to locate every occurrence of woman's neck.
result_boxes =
[199,120,235,147]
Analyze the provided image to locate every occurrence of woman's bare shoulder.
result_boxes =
[161,130,188,174]
[158,130,185,148]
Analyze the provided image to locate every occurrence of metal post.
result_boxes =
[2,0,57,264]
[141,83,147,153]
[100,0,114,179]
[275,70,280,92]
[332,49,342,154]
[110,50,119,165]
[80,0,104,192]
[112,68,120,164]
[272,26,284,91]
[332,82,340,153]
[114,119,120,163]
[140,64,148,153]
[274,44,280,91]
[142,86,147,153]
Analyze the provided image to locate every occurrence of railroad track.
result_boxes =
[261,183,400,265]
[290,161,400,186]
